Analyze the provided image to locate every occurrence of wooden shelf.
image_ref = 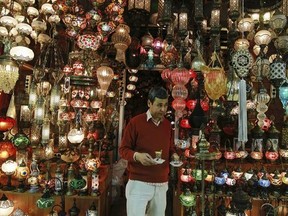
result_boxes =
[0,165,112,216]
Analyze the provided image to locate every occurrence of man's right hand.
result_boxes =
[134,152,157,166]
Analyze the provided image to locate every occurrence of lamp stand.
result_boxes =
[2,175,15,191]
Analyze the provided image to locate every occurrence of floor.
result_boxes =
[110,191,127,216]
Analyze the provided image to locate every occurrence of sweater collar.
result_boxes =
[146,110,161,126]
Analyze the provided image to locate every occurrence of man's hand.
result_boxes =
[135,152,157,166]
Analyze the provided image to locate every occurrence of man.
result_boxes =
[119,86,178,216]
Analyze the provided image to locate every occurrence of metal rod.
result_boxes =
[201,159,205,216]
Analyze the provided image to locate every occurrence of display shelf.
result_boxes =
[0,164,112,216]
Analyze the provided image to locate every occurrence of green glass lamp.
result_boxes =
[36,190,55,209]
[179,188,196,207]
[69,174,86,190]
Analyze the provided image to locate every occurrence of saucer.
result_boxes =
[170,161,183,167]
[153,158,165,164]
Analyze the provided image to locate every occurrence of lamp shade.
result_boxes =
[36,191,55,209]
[67,128,85,144]
[10,46,34,62]
[128,0,151,12]
[254,30,272,46]
[0,141,16,159]
[0,55,19,93]
[279,81,288,109]
[96,65,114,95]
[238,17,254,33]
[179,188,196,207]
[0,116,15,132]
[269,10,287,34]
[1,160,17,175]
[0,194,14,216]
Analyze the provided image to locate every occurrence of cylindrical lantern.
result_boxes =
[34,96,45,125]
[41,118,50,143]
[50,84,61,111]
[55,164,63,195]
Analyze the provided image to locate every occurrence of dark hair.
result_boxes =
[148,86,168,103]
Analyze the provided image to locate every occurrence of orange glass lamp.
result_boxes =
[0,194,14,216]
[1,160,18,191]
[0,116,15,140]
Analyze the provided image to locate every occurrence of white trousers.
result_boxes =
[125,180,168,216]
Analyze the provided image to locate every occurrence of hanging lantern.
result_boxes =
[203,67,227,101]
[96,64,114,95]
[28,81,38,109]
[34,96,45,125]
[171,66,190,85]
[77,33,102,51]
[255,87,270,128]
[41,118,50,144]
[111,23,131,63]
[254,30,272,47]
[279,81,288,112]
[171,84,188,100]
[50,84,61,112]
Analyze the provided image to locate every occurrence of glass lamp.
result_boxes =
[269,9,287,35]
[36,190,55,209]
[86,202,97,216]
[0,116,15,140]
[0,54,19,93]
[15,160,30,192]
[0,194,14,216]
[10,46,34,62]
[279,81,288,114]
[67,126,84,145]
[34,96,45,125]
[96,65,114,95]
[254,30,272,47]
[128,0,151,12]
[238,17,254,33]
[178,3,188,39]
[179,188,196,207]
[1,160,18,190]
[111,23,131,63]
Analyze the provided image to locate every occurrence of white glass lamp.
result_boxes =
[67,127,85,144]
[0,194,14,216]
[1,160,17,190]
[0,54,19,93]
[254,29,272,46]
[10,46,34,62]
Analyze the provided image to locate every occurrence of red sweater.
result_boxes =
[119,113,175,183]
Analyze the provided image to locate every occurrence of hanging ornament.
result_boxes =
[232,46,254,144]
[202,51,227,102]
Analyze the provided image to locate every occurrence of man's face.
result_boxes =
[148,97,168,121]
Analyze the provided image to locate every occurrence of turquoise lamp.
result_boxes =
[279,81,288,114]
